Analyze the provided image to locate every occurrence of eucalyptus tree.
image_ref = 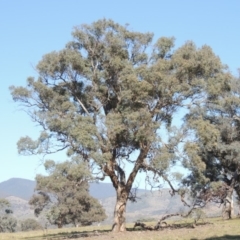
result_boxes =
[182,69,238,217]
[29,159,106,228]
[10,19,229,231]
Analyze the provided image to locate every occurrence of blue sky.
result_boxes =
[1,0,240,185]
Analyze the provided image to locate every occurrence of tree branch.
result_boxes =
[75,96,90,116]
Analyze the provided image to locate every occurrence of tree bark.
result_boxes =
[112,185,128,232]
[230,194,234,218]
[57,221,63,228]
[222,188,234,219]
[106,148,148,232]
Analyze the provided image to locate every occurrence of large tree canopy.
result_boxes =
[10,19,231,231]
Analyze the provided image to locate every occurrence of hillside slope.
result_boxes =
[0,178,35,200]
[0,178,230,225]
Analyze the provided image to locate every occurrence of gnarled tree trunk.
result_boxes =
[112,185,128,232]
[106,148,148,232]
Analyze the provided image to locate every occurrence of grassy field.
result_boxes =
[0,218,240,240]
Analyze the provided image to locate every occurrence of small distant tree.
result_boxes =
[29,159,106,228]
[0,199,17,232]
[21,218,42,231]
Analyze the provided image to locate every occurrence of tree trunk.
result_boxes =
[222,188,234,219]
[230,194,234,218]
[112,185,128,232]
[57,221,63,228]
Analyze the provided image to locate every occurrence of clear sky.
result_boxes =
[1,0,240,184]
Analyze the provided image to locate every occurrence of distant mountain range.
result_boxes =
[0,178,117,201]
[0,178,36,200]
[0,178,227,224]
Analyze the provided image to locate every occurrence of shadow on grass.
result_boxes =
[23,229,111,239]
[23,222,213,239]
[191,235,240,240]
[204,235,240,240]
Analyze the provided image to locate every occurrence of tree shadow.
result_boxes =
[191,235,240,240]
[24,229,110,239]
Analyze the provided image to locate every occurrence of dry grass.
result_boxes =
[0,218,240,240]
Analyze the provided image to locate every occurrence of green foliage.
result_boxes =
[0,199,17,232]
[182,66,239,205]
[10,19,232,230]
[0,215,17,233]
[21,218,42,231]
[29,159,106,228]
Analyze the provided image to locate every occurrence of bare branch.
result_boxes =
[75,96,90,116]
